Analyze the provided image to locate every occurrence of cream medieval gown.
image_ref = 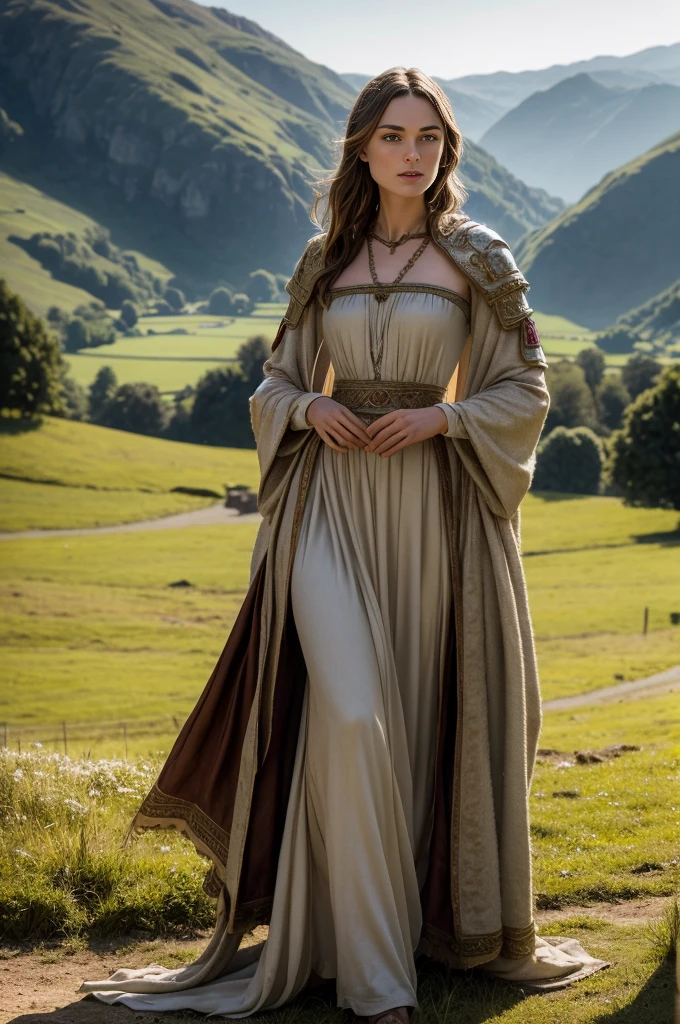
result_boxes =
[81,283,472,1016]
[80,282,603,1015]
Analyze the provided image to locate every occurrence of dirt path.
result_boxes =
[542,664,680,711]
[0,898,673,1022]
[0,503,262,541]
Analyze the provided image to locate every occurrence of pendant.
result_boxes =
[374,289,389,302]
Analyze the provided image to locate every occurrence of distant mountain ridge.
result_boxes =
[478,73,680,202]
[345,42,680,141]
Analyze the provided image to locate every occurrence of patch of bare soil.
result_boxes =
[535,894,674,927]
[0,927,268,1024]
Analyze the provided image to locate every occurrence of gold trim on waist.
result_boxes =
[331,377,447,421]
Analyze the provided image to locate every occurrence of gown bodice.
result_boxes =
[323,283,471,387]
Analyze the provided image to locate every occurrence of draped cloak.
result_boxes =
[117,218,609,992]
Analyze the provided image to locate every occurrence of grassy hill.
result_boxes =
[615,277,680,353]
[0,170,175,317]
[515,129,680,329]
[0,416,260,530]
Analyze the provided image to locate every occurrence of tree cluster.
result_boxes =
[18,228,164,309]
[534,349,676,505]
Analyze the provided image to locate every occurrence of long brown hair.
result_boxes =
[310,66,469,308]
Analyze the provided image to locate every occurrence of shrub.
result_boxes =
[533,426,605,495]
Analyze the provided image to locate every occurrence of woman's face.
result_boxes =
[358,93,445,200]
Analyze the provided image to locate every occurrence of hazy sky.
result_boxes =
[195,0,679,78]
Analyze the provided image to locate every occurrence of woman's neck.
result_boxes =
[372,197,429,243]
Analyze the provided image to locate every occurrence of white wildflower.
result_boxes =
[64,798,88,814]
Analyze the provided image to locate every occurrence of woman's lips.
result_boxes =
[399,172,422,178]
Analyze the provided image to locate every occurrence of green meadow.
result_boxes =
[0,417,678,751]
[61,307,631,397]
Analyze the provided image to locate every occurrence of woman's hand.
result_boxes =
[364,406,448,457]
[306,397,373,453]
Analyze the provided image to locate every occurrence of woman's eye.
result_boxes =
[382,133,438,142]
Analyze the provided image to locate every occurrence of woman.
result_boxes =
[80,68,608,1021]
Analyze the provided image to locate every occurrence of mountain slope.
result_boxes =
[515,130,680,329]
[479,73,680,202]
[0,0,563,304]
[0,0,356,289]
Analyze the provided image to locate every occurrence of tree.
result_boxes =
[208,287,234,315]
[88,366,118,421]
[231,292,254,317]
[245,269,279,303]
[64,317,89,353]
[0,278,63,416]
[532,426,604,495]
[120,300,138,328]
[57,373,88,421]
[607,365,680,510]
[621,352,662,400]
[576,346,605,395]
[164,287,185,312]
[594,326,639,355]
[596,374,630,431]
[98,382,167,437]
[544,360,598,433]
[236,335,269,389]
[190,366,253,447]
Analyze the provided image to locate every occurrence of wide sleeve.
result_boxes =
[434,312,550,520]
[249,298,328,518]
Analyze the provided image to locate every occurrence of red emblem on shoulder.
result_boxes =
[524,317,540,346]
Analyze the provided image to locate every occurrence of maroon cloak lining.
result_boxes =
[127,436,536,964]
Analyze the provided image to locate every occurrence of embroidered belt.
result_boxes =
[331,377,447,421]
